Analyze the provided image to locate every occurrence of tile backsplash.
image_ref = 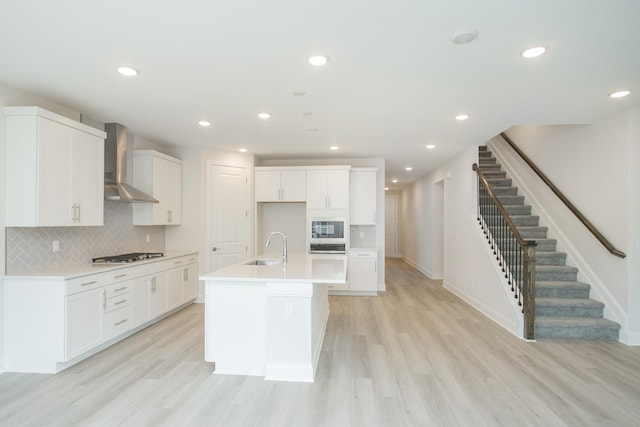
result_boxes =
[5,201,165,274]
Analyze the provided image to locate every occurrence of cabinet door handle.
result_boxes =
[81,280,98,287]
[102,290,106,310]
[183,268,188,281]
[114,274,127,279]
[374,261,377,273]
[114,319,128,326]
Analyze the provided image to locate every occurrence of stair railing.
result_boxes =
[500,132,626,259]
[473,163,537,339]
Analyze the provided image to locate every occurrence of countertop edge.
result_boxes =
[2,251,199,280]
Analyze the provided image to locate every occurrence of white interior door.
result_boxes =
[208,164,250,272]
[385,195,398,257]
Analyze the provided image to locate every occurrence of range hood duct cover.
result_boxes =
[104,123,158,203]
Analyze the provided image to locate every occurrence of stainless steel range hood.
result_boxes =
[104,123,158,203]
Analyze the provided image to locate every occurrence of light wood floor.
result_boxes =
[1,258,640,426]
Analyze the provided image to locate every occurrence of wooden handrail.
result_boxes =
[500,132,626,259]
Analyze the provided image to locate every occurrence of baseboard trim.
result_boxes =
[401,257,443,280]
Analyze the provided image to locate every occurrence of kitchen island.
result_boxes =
[199,253,347,383]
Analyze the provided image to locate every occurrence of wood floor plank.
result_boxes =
[1,257,640,426]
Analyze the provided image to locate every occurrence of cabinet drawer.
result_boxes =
[66,273,105,295]
[105,293,131,312]
[104,306,132,340]
[349,250,377,259]
[105,282,130,299]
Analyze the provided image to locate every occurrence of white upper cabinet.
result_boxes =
[5,106,105,227]
[306,167,350,210]
[255,168,306,202]
[350,168,377,225]
[133,150,182,225]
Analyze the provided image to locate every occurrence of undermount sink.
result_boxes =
[244,258,282,266]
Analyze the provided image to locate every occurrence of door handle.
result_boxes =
[211,247,218,252]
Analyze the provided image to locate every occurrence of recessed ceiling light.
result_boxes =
[238,148,248,153]
[426,144,436,149]
[405,167,413,171]
[609,90,631,98]
[329,145,339,151]
[308,55,329,66]
[521,46,546,58]
[392,179,398,183]
[451,30,479,45]
[302,112,313,116]
[308,128,318,132]
[455,114,470,121]
[293,91,306,96]
[117,66,139,77]
[198,120,211,127]
[384,187,389,191]
[258,113,271,119]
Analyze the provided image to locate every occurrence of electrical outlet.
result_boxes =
[285,302,294,317]
[146,234,150,243]
[52,240,60,252]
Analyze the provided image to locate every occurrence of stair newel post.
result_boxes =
[522,241,537,340]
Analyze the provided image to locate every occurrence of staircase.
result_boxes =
[478,146,620,341]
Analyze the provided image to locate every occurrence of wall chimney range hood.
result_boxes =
[104,123,158,203]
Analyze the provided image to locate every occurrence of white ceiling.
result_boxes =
[1,1,639,188]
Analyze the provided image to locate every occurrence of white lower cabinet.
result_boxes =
[150,273,169,317]
[66,287,105,360]
[3,253,198,373]
[348,250,378,293]
[131,274,153,328]
[327,250,378,295]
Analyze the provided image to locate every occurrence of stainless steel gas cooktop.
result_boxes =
[92,252,164,263]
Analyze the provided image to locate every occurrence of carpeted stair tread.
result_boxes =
[536,281,591,298]
[535,317,620,341]
[536,298,604,318]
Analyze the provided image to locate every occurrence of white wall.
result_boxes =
[501,109,640,343]
[399,147,521,335]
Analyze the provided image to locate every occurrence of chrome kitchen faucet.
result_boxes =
[265,231,287,265]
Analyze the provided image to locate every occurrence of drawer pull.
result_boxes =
[114,274,127,279]
[114,287,127,292]
[115,299,128,306]
[81,280,98,286]
[174,261,183,265]
[114,319,128,326]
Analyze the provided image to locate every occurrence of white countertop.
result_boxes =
[200,253,347,284]
[2,251,198,280]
